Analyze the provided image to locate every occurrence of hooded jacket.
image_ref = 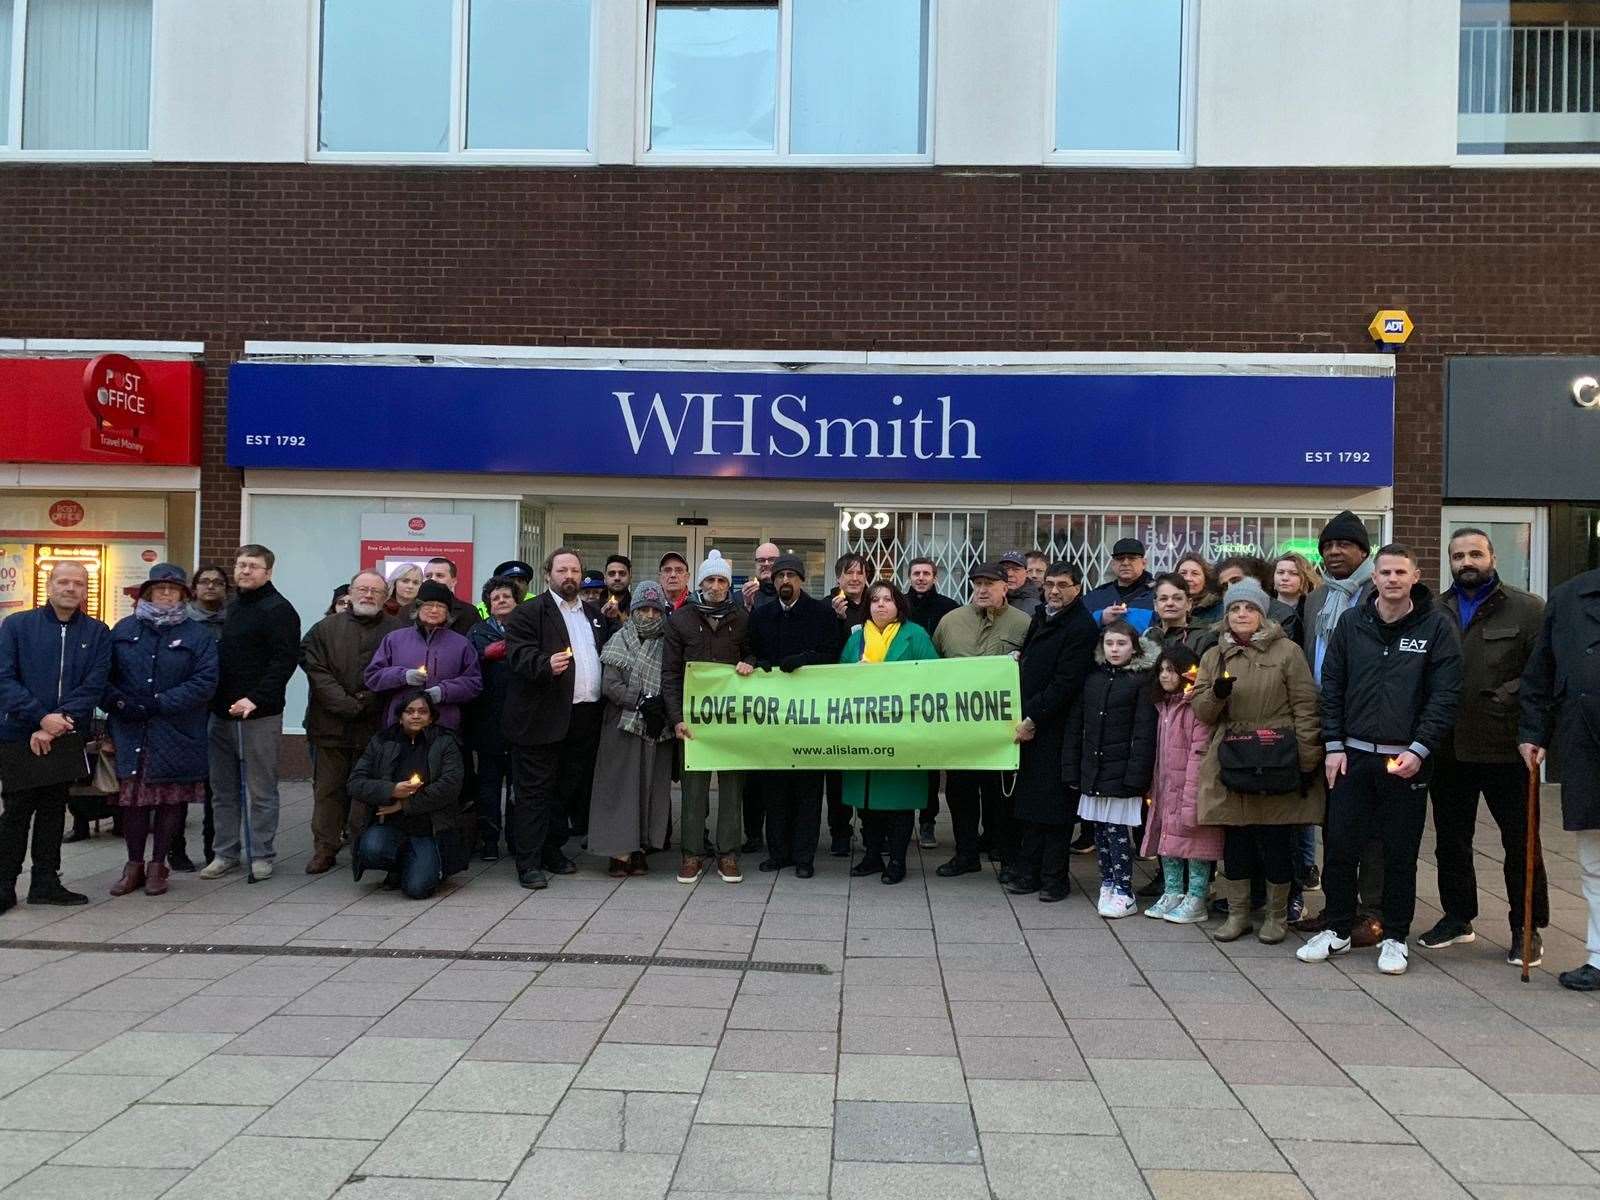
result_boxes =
[213,581,301,719]
[1144,687,1223,860]
[906,585,960,638]
[1062,638,1158,798]
[1319,583,1464,760]
[0,605,112,743]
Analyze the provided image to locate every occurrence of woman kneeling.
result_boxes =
[348,690,468,899]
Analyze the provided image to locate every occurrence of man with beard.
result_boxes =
[747,555,841,877]
[906,557,960,847]
[299,570,405,873]
[1418,529,1548,966]
[602,554,632,619]
[502,549,614,890]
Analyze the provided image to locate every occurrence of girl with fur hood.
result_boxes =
[1064,621,1158,918]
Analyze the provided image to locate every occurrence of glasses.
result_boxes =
[754,556,778,564]
[350,586,385,598]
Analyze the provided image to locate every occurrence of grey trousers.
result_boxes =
[208,714,282,863]
[679,771,744,857]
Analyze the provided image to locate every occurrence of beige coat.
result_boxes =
[1191,622,1325,826]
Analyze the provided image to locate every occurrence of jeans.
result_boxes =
[309,742,357,858]
[475,749,513,854]
[0,781,69,887]
[208,714,282,863]
[1294,824,1317,874]
[1012,819,1070,891]
[1577,831,1600,970]
[1223,824,1295,885]
[1430,756,1549,932]
[355,823,442,900]
[680,771,745,857]
[1323,750,1431,942]
[761,770,822,866]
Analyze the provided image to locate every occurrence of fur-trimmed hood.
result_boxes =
[1093,637,1161,671]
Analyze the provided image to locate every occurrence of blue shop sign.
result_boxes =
[228,363,1394,487]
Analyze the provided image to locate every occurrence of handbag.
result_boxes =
[1217,726,1300,795]
[75,740,121,796]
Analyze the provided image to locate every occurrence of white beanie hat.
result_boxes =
[695,549,733,588]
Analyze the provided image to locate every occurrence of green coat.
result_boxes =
[838,621,939,811]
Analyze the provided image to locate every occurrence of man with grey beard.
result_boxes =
[299,570,405,873]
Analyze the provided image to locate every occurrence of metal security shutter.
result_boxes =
[840,509,987,596]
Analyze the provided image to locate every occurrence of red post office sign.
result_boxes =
[0,357,202,467]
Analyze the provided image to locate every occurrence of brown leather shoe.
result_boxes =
[144,862,170,897]
[717,855,743,883]
[1291,911,1327,934]
[628,851,648,876]
[109,862,145,897]
[305,852,337,875]
[1351,915,1383,948]
[607,857,630,878]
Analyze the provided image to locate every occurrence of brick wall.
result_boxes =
[4,163,1599,575]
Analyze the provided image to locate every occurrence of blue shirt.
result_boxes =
[1450,575,1498,631]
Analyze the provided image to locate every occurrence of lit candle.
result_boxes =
[1385,757,1401,774]
[416,664,428,677]
[563,645,572,656]
[408,773,422,785]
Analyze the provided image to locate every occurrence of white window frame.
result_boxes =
[0,0,154,161]
[1454,9,1600,168]
[309,0,600,165]
[1044,0,1197,168]
[637,0,937,167]
[1439,504,1548,596]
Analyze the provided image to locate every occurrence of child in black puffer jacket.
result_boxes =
[1064,620,1158,918]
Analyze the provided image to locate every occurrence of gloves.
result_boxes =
[116,698,154,720]
[483,640,508,662]
[638,694,669,739]
[404,668,427,686]
[425,686,442,703]
[1212,673,1234,700]
[779,654,808,673]
[1299,769,1318,796]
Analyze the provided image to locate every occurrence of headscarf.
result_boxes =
[602,599,669,741]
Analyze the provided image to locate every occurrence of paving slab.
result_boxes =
[967,1079,1116,1134]
[52,1102,261,1168]
[0,1165,186,1199]
[248,1079,429,1140]
[696,1070,833,1127]
[981,1131,1148,1200]
[1348,1065,1525,1118]
[538,1088,623,1150]
[420,1060,578,1115]
[505,1148,678,1199]
[836,1053,968,1103]
[832,1101,980,1164]
[675,1124,832,1193]
[1399,1115,1600,1185]
[576,1044,714,1093]
[361,1109,543,1181]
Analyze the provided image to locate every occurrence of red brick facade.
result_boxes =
[3,164,1598,573]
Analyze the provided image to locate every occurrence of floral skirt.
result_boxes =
[113,778,205,810]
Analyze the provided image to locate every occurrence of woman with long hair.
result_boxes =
[1272,551,1321,651]
[385,563,423,617]
[1175,552,1223,627]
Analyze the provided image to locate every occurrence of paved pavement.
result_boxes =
[0,781,1598,1198]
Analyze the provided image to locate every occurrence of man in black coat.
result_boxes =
[747,556,843,877]
[501,548,614,890]
[1520,566,1600,990]
[906,556,960,846]
[203,544,300,882]
[1007,563,1097,902]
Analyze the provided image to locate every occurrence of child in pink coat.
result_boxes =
[1142,645,1224,923]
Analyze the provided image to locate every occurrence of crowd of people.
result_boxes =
[3,513,1600,991]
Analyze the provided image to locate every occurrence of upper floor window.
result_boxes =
[1,0,152,153]
[1460,1,1600,155]
[1051,0,1192,163]
[318,0,592,157]
[646,0,931,160]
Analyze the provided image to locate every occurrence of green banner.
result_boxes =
[682,657,1022,772]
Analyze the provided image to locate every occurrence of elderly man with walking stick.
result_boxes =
[1520,564,1600,991]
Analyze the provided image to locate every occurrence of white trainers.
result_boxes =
[1377,938,1409,975]
[198,858,237,880]
[1163,895,1210,924]
[1098,892,1137,919]
[1296,930,1352,963]
[1144,892,1182,919]
[250,860,273,881]
[1098,884,1112,910]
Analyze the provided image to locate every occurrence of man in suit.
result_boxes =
[502,547,614,890]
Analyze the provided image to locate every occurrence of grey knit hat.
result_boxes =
[632,580,669,611]
[1222,578,1272,618]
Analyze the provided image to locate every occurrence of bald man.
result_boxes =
[0,563,112,911]
[743,543,782,613]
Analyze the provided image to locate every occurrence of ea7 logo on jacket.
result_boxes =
[1399,638,1429,653]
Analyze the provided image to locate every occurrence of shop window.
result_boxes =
[318,0,592,157]
[5,0,152,152]
[841,509,987,597]
[1460,1,1600,155]
[647,0,930,159]
[1052,0,1191,162]
[1034,509,1387,589]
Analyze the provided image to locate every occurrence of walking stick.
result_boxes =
[237,721,258,885]
[1522,763,1540,984]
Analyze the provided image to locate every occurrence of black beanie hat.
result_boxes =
[772,554,806,580]
[417,580,455,607]
[1318,510,1371,555]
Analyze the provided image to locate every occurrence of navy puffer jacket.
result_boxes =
[105,615,219,783]
[1062,639,1159,799]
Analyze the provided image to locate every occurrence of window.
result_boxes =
[1460,1,1600,155]
[1052,0,1190,161]
[318,0,593,157]
[2,0,152,152]
[647,0,931,159]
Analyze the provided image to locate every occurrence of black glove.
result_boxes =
[638,694,668,739]
[779,654,808,673]
[1299,769,1318,796]
[117,698,154,720]
[1212,673,1235,700]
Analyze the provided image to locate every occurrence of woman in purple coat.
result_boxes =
[364,581,482,730]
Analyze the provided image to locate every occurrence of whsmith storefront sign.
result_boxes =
[228,362,1394,487]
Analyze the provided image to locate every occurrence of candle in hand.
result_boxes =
[408,773,422,785]
[1385,757,1401,774]
[416,665,428,677]
[563,645,572,656]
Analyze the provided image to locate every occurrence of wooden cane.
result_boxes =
[1522,763,1540,984]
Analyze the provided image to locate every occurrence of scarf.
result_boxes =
[862,621,900,663]
[691,590,738,625]
[601,617,668,740]
[1315,556,1375,647]
[137,600,188,628]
